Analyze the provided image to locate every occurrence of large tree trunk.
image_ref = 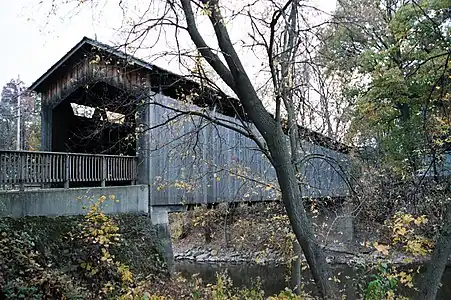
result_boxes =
[416,202,451,300]
[268,132,337,298]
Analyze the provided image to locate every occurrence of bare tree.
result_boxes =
[179,0,339,296]
[40,0,356,297]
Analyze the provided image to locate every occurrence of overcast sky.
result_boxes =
[0,0,114,88]
[0,0,336,89]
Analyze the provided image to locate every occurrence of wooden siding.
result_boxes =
[145,94,350,206]
[41,56,151,107]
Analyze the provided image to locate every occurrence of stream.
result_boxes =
[174,260,451,299]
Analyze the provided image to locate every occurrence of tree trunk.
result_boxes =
[268,130,338,298]
[416,202,451,300]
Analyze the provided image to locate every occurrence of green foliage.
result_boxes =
[357,211,435,299]
[324,0,451,174]
[0,222,86,299]
[3,195,443,299]
[364,262,398,300]
[0,196,167,299]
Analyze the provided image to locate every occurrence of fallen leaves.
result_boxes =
[373,242,390,256]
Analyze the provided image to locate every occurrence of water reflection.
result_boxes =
[174,260,451,299]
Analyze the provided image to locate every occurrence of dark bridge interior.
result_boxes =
[52,82,137,156]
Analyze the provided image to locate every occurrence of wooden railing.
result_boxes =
[0,150,137,190]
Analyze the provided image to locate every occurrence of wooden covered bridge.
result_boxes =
[0,37,351,218]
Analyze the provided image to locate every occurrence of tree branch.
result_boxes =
[179,0,238,95]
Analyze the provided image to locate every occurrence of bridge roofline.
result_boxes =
[29,36,179,93]
[28,36,351,154]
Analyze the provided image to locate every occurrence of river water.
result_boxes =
[174,260,451,299]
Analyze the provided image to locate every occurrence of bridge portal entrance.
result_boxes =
[50,82,137,156]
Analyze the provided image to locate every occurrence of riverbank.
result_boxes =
[173,244,442,268]
[169,201,436,267]
[173,243,435,266]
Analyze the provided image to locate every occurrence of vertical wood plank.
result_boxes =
[24,152,28,183]
[88,156,91,181]
[101,156,106,187]
[19,153,24,191]
[94,157,98,181]
[59,155,63,182]
[53,154,56,183]
[82,156,85,181]
[79,156,82,182]
[64,155,70,188]
[42,154,46,183]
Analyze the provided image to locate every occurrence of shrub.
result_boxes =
[0,222,86,299]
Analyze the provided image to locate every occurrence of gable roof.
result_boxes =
[29,36,351,153]
[29,37,185,93]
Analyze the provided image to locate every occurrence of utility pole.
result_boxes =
[16,75,21,150]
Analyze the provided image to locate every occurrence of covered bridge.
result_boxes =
[1,37,350,213]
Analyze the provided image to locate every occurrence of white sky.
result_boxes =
[0,0,116,88]
[0,0,337,89]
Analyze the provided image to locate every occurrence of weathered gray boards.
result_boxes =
[0,150,137,190]
[1,36,351,217]
[139,93,350,206]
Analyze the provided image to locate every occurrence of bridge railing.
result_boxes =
[0,150,137,190]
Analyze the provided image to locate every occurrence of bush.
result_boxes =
[0,223,86,299]
[0,195,167,299]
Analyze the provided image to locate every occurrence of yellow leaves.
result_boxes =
[413,215,428,225]
[156,184,166,191]
[76,195,140,297]
[118,264,134,283]
[271,215,288,221]
[267,287,305,299]
[386,289,395,299]
[402,257,414,264]
[89,54,101,65]
[373,242,390,256]
[388,212,433,257]
[397,271,414,288]
[404,239,432,256]
[393,226,407,237]
[173,180,194,191]
[80,262,91,270]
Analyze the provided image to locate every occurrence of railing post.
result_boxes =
[64,154,70,189]
[132,157,138,185]
[101,156,106,187]
[19,154,25,191]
